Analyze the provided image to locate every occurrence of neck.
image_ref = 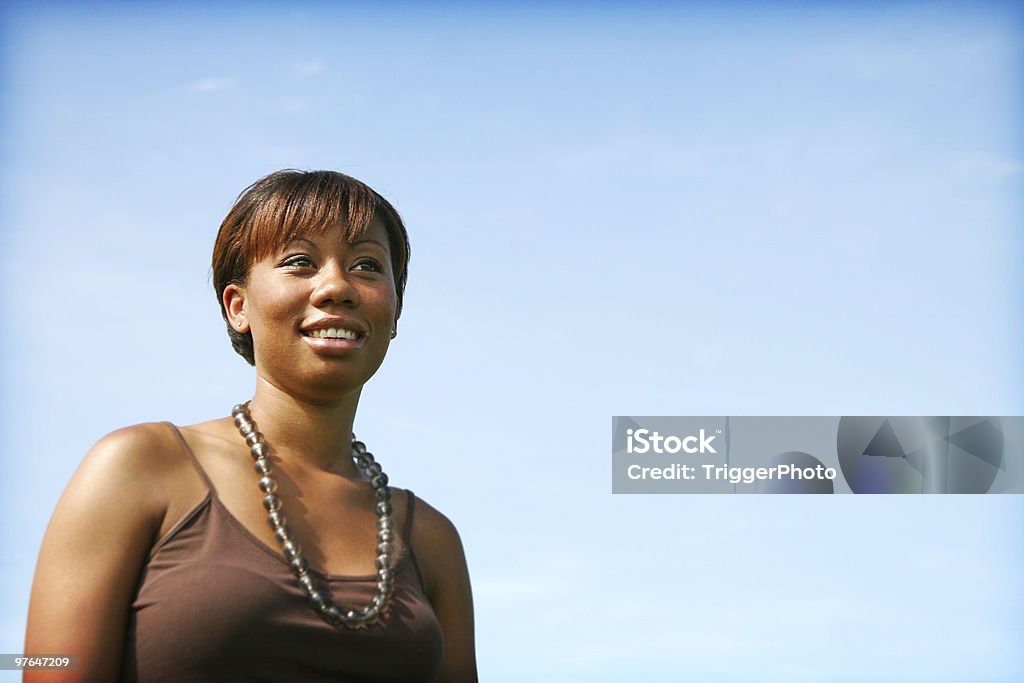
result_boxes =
[244,376,363,476]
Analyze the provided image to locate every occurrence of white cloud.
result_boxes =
[190,77,230,93]
[282,98,310,114]
[474,575,552,599]
[297,59,326,77]
[474,553,582,602]
[948,154,1022,180]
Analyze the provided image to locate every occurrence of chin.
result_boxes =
[297,367,380,403]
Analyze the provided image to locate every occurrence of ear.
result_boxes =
[223,283,250,333]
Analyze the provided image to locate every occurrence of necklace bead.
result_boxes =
[231,402,394,629]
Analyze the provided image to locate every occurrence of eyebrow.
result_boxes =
[350,238,388,249]
[284,237,318,249]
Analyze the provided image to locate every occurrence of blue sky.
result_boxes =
[1,2,1022,681]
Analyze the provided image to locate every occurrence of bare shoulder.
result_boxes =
[53,422,191,538]
[25,422,194,679]
[86,421,182,470]
[406,492,477,681]
[407,493,469,595]
[409,494,464,549]
[76,422,191,504]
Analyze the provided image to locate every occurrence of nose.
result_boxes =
[310,260,359,308]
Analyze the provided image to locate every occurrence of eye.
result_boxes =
[353,258,384,273]
[282,254,316,269]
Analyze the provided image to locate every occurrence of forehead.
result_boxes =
[278,220,391,253]
[247,209,390,264]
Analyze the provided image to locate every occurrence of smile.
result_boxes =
[302,328,362,340]
[299,326,367,357]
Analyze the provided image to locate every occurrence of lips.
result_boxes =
[299,318,368,356]
[301,331,366,357]
[301,315,368,334]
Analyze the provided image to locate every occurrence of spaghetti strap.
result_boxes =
[404,489,416,545]
[403,489,431,594]
[162,422,216,493]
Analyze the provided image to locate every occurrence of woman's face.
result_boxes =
[225,220,398,402]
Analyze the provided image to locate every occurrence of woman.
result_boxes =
[25,170,477,682]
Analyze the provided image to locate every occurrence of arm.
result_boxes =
[411,500,477,683]
[24,424,172,682]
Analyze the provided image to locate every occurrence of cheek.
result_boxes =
[246,286,301,339]
[356,281,396,316]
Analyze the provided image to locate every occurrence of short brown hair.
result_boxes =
[211,170,410,365]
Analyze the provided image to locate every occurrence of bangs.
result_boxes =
[242,172,381,265]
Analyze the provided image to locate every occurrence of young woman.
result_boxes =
[25,170,477,682]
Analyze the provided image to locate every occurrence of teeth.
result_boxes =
[309,328,359,340]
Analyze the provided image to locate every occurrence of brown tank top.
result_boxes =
[121,423,444,682]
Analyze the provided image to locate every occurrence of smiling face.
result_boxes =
[212,170,410,368]
[223,220,398,403]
